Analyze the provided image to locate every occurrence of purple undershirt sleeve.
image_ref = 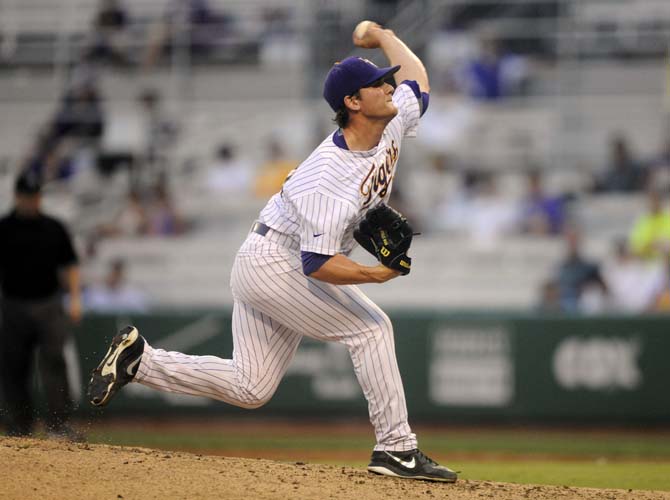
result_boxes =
[301,251,333,276]
[401,79,430,117]
[420,92,430,116]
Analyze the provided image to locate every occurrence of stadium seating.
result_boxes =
[1,0,668,311]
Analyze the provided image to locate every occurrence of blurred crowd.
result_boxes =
[537,215,670,315]
[6,0,309,313]
[538,135,670,315]
[419,131,670,315]
[3,0,670,316]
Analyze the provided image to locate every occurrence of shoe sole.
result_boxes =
[367,465,457,483]
[88,326,139,406]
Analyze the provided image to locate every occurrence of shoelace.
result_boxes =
[414,449,438,466]
[408,449,461,472]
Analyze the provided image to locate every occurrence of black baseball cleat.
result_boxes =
[87,326,145,407]
[367,448,458,483]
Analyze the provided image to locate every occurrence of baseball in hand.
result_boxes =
[354,20,373,40]
[352,20,384,48]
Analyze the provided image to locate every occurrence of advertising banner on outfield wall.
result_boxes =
[69,312,670,421]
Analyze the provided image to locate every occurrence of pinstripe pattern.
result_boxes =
[136,298,302,409]
[259,83,421,256]
[133,82,423,452]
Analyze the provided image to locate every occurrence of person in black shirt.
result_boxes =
[0,173,82,438]
[554,226,608,313]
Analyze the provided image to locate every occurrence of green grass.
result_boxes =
[420,430,670,459]
[87,431,373,451]
[85,425,670,491]
[291,458,670,492]
[87,427,670,459]
[454,460,670,492]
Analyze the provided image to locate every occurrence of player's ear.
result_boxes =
[343,93,361,112]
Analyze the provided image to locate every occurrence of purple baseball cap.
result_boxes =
[323,56,400,111]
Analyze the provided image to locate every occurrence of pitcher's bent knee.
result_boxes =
[236,386,273,409]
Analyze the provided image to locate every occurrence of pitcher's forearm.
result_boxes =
[378,30,429,92]
[309,254,400,285]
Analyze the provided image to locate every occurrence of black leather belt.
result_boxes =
[251,221,270,236]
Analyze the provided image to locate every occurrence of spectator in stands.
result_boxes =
[50,79,105,146]
[94,188,149,239]
[253,137,298,199]
[535,279,562,314]
[143,0,236,67]
[435,169,518,245]
[602,238,666,313]
[21,132,76,183]
[434,168,480,233]
[458,33,530,101]
[84,259,149,313]
[629,189,670,260]
[519,169,567,236]
[203,142,253,195]
[147,177,186,236]
[86,188,149,258]
[591,133,646,193]
[645,133,670,192]
[20,63,104,186]
[135,88,179,188]
[553,226,608,313]
[463,172,518,249]
[86,0,131,66]
[29,74,107,186]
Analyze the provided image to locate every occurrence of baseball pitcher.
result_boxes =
[88,20,457,483]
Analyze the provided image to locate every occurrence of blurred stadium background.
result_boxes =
[1,0,670,445]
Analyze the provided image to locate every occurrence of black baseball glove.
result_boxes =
[353,203,414,275]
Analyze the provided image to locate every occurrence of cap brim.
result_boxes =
[363,64,401,87]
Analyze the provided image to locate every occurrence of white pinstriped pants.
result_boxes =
[134,230,417,451]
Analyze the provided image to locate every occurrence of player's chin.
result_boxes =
[386,103,398,117]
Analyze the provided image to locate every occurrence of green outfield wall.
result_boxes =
[72,311,670,422]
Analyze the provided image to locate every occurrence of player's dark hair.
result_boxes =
[334,108,349,128]
[333,91,361,129]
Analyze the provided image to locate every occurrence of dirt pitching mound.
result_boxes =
[2,437,668,500]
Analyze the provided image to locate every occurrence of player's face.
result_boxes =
[357,77,398,121]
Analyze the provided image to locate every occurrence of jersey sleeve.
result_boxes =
[392,80,424,138]
[294,193,357,255]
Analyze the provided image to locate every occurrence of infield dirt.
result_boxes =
[2,437,669,500]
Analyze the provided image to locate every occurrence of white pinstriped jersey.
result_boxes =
[132,81,424,453]
[259,82,422,257]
